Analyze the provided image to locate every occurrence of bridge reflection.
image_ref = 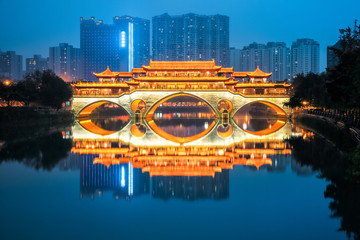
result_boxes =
[71,138,298,200]
[70,98,303,201]
[74,99,290,145]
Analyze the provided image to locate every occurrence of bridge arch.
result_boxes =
[145,92,218,144]
[78,119,117,136]
[77,100,129,118]
[146,92,218,118]
[76,100,131,136]
[234,100,287,136]
[239,100,287,117]
[131,99,146,112]
[242,119,287,136]
[218,99,233,112]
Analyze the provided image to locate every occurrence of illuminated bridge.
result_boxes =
[72,60,291,119]
[71,60,292,143]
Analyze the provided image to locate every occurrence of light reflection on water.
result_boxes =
[79,103,130,134]
[233,101,287,134]
[0,101,353,240]
[150,95,216,139]
[70,100,301,202]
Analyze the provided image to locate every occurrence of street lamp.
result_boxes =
[302,101,309,106]
[3,80,11,86]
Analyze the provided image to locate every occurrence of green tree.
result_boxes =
[287,73,328,108]
[13,79,38,106]
[327,21,360,109]
[0,81,17,107]
[26,70,73,109]
[38,70,72,109]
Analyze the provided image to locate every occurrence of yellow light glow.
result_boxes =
[302,101,309,106]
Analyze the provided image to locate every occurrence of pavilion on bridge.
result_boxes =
[72,59,291,96]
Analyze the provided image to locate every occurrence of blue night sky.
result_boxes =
[0,0,359,71]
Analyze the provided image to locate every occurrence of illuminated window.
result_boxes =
[121,31,126,47]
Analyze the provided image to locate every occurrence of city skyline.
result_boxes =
[1,0,359,72]
[152,13,229,66]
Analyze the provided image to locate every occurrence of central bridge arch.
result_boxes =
[145,92,218,118]
[145,92,218,144]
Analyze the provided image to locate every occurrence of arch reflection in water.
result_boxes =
[70,137,298,201]
[217,124,233,138]
[234,101,287,136]
[147,95,217,143]
[131,124,146,137]
[78,102,130,135]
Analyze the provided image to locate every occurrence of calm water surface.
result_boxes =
[0,100,355,240]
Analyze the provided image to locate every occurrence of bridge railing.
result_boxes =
[72,92,289,98]
[72,94,123,97]
[72,87,290,97]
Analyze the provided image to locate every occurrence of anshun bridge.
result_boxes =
[71,60,292,143]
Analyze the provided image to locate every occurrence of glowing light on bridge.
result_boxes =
[121,166,125,187]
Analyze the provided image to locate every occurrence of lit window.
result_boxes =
[121,31,126,47]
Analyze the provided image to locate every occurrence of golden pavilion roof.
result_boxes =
[91,62,273,82]
[233,72,249,77]
[247,66,272,78]
[142,59,222,71]
[93,66,119,78]
[132,68,146,73]
[218,67,234,73]
[133,76,230,82]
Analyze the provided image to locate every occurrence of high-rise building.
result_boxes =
[265,42,291,82]
[0,49,23,80]
[26,54,49,74]
[238,43,267,72]
[152,13,230,67]
[230,42,290,81]
[80,16,150,81]
[49,43,81,82]
[291,39,319,79]
[230,47,241,71]
[327,40,342,69]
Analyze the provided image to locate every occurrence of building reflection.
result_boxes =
[68,99,311,201]
[80,158,150,200]
[152,171,229,201]
[69,137,307,201]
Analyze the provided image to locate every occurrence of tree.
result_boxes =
[287,73,328,108]
[0,81,17,107]
[327,21,360,109]
[26,70,73,109]
[13,79,38,106]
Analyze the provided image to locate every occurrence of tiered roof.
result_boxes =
[218,67,234,73]
[93,66,118,78]
[92,62,272,81]
[142,59,222,71]
[246,66,272,78]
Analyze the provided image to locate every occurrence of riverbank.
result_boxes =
[294,112,359,150]
[0,107,73,126]
[290,112,360,239]
[0,107,74,145]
